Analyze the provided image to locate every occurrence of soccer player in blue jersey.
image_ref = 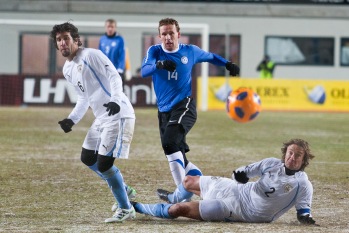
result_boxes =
[141,18,240,197]
[99,19,126,83]
[132,138,318,225]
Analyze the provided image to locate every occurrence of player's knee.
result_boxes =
[97,155,115,173]
[162,138,180,154]
[80,148,97,166]
[183,176,198,191]
[168,203,190,218]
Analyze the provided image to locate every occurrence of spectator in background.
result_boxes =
[99,19,126,84]
[256,55,275,79]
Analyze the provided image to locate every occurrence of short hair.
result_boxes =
[105,18,116,25]
[50,22,82,50]
[281,138,315,171]
[158,18,180,34]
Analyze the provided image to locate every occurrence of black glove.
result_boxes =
[233,171,249,184]
[103,102,120,116]
[58,118,74,133]
[225,62,240,76]
[156,60,176,72]
[297,214,316,225]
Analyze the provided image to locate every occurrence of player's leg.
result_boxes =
[158,175,200,203]
[97,155,130,209]
[80,147,103,178]
[113,118,135,159]
[81,120,104,178]
[173,97,202,177]
[161,124,187,186]
[111,117,137,211]
[97,120,135,223]
[132,201,202,220]
[82,120,135,202]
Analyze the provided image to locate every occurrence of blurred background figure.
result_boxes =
[99,19,127,84]
[256,55,275,79]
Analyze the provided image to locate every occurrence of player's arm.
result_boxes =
[233,158,279,182]
[101,51,122,115]
[192,45,239,76]
[141,45,159,77]
[141,45,176,76]
[115,37,126,75]
[58,94,89,133]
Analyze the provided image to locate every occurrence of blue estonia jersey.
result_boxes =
[142,43,228,112]
[99,34,125,72]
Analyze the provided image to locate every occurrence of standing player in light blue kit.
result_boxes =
[50,22,136,223]
[132,138,318,225]
[141,18,240,196]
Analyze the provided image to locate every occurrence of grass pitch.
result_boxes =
[0,107,348,233]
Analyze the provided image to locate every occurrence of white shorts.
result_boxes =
[82,118,135,159]
[199,176,243,222]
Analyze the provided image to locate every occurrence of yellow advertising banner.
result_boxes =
[197,77,349,112]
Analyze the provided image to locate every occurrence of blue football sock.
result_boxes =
[88,162,104,179]
[133,202,173,219]
[102,166,130,209]
[168,183,193,203]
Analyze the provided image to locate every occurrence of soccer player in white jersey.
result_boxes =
[141,18,240,195]
[132,138,318,225]
[50,22,136,223]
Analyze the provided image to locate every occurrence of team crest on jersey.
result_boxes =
[181,56,188,64]
[283,183,293,193]
[77,64,83,73]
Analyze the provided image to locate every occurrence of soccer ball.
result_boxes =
[226,87,261,123]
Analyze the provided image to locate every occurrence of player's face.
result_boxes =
[284,144,305,171]
[56,32,79,61]
[105,22,116,36]
[159,24,180,51]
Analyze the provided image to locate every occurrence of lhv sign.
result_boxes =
[23,77,157,106]
[24,78,77,103]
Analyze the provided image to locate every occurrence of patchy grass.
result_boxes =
[0,107,348,232]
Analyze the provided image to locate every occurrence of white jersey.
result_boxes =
[62,47,135,124]
[236,158,313,222]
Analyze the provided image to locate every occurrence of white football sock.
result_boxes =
[167,151,185,186]
[185,161,203,176]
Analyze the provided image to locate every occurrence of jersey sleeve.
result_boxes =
[295,177,313,216]
[68,94,89,124]
[114,36,126,73]
[191,45,228,66]
[88,49,123,105]
[141,45,158,77]
[235,158,282,179]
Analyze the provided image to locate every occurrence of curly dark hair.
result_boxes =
[281,138,315,171]
[158,18,180,34]
[50,22,82,50]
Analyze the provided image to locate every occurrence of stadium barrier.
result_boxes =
[0,75,156,107]
[197,77,349,112]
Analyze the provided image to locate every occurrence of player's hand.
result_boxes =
[58,118,74,133]
[233,171,249,184]
[226,62,240,76]
[297,214,317,225]
[103,102,120,116]
[156,60,176,72]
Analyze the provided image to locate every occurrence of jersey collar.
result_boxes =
[161,43,179,53]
